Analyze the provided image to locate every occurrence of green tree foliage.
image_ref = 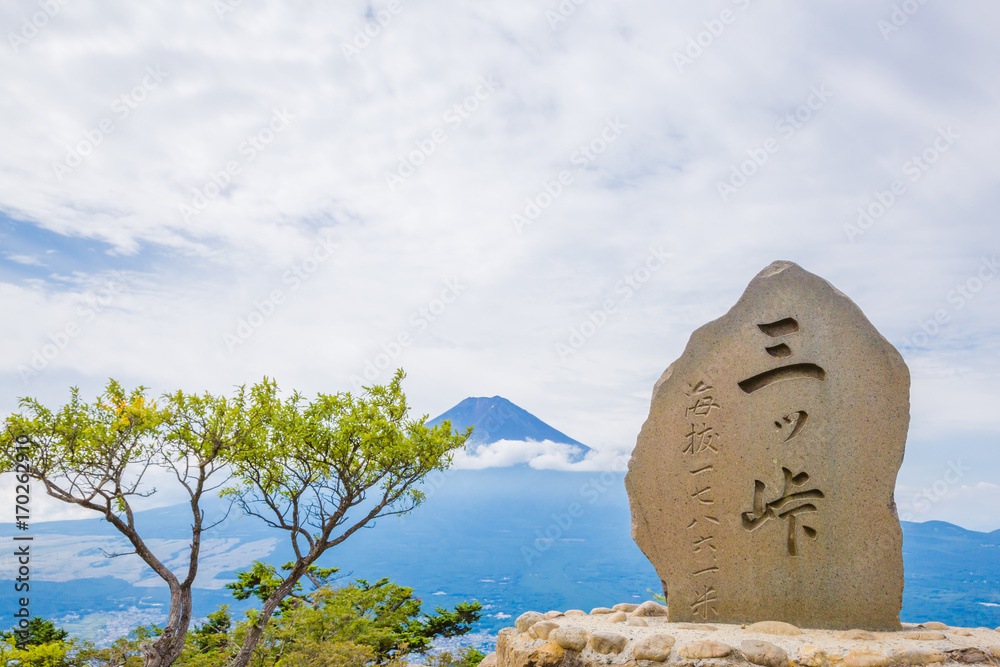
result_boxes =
[272,577,481,662]
[0,617,99,667]
[225,562,341,616]
[221,370,471,667]
[0,381,263,667]
[1,617,69,646]
[1,371,470,667]
[190,608,232,654]
[424,647,487,667]
[176,566,482,667]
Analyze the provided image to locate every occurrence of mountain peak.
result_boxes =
[428,396,590,461]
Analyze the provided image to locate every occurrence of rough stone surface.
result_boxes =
[798,646,829,667]
[529,621,560,640]
[677,640,734,659]
[888,648,948,665]
[551,625,589,652]
[946,648,991,663]
[676,623,718,631]
[844,650,890,667]
[478,652,498,667]
[747,621,803,636]
[627,617,648,627]
[613,603,639,613]
[905,632,947,641]
[588,631,627,655]
[494,610,996,667]
[626,261,908,630]
[496,628,567,667]
[634,634,676,662]
[742,639,791,667]
[631,600,669,617]
[515,612,544,633]
[605,611,627,623]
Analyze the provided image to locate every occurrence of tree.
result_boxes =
[225,561,342,617]
[0,381,265,667]
[226,562,481,663]
[0,617,99,667]
[424,647,488,667]
[190,607,232,654]
[222,370,472,667]
[0,616,69,646]
[0,371,469,667]
[184,564,481,666]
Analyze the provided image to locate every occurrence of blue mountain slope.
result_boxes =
[899,520,1000,624]
[428,396,590,453]
[2,471,998,648]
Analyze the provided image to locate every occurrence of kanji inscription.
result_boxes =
[626,261,909,630]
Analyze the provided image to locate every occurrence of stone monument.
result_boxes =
[625,260,909,630]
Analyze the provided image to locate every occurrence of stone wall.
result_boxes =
[482,602,1000,667]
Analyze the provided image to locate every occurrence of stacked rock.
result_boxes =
[480,604,1000,667]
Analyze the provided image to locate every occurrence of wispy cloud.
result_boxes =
[4,253,45,266]
[0,1,998,529]
[452,440,629,471]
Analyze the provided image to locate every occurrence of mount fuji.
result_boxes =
[427,396,591,462]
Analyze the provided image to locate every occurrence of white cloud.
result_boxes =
[0,1,998,530]
[5,253,45,266]
[0,534,277,589]
[452,439,629,471]
[895,481,1000,533]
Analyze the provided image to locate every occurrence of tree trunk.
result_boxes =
[140,584,192,667]
[228,560,312,667]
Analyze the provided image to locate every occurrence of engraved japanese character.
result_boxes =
[738,318,827,394]
[741,467,824,556]
[685,381,721,417]
[691,585,718,619]
[683,423,719,455]
[691,486,715,505]
[774,410,808,442]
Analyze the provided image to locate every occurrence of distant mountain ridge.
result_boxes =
[428,396,591,459]
[1,472,998,646]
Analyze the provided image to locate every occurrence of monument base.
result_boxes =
[483,603,1000,667]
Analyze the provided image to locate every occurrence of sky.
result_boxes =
[0,1,998,530]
